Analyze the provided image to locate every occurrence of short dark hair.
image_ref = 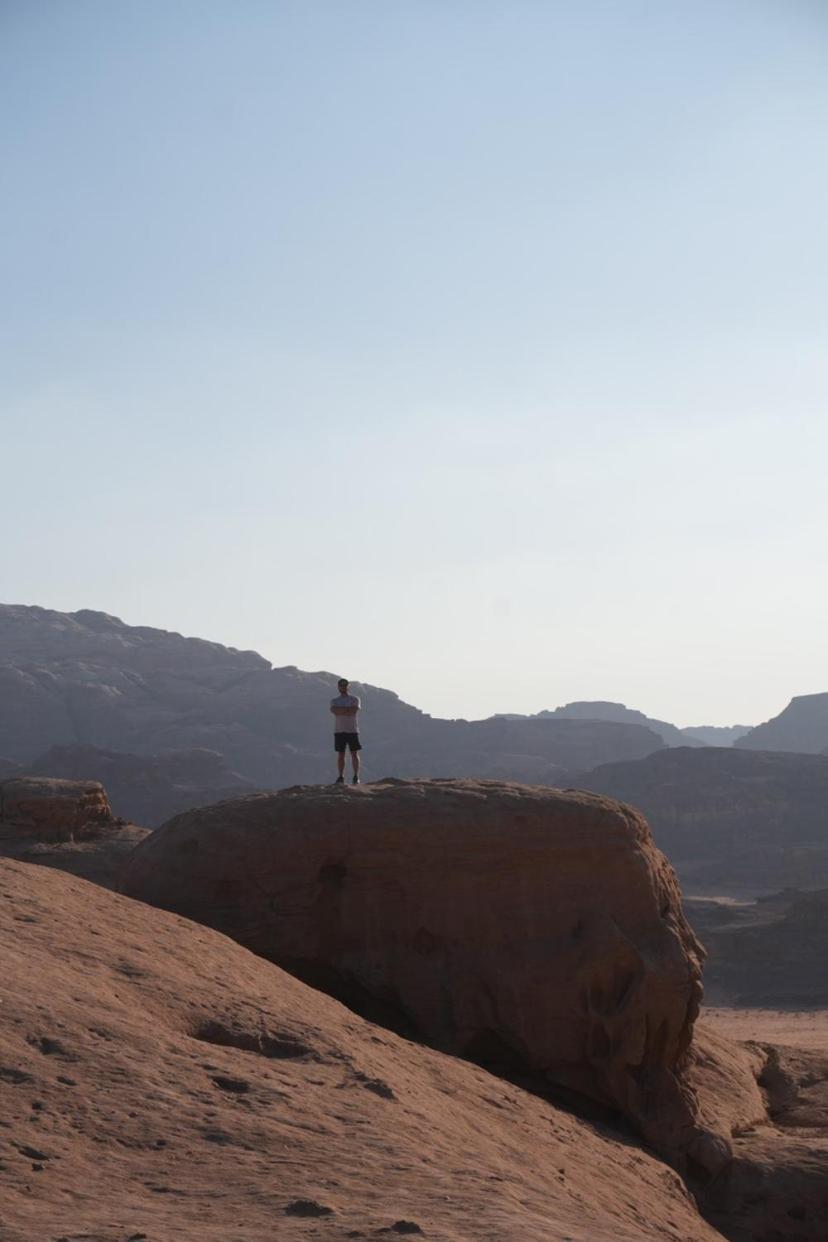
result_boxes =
[337,677,349,687]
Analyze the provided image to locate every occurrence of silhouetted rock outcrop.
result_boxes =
[736,692,828,754]
[122,777,727,1169]
[578,746,828,891]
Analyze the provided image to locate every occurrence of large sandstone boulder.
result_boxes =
[122,778,719,1167]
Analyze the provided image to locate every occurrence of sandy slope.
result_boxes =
[0,859,721,1242]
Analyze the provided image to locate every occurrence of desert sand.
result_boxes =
[704,1008,828,1054]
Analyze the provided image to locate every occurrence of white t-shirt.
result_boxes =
[331,693,361,733]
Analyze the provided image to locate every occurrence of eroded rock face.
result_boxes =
[0,776,113,841]
[121,777,715,1166]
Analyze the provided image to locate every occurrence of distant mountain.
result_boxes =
[680,725,752,746]
[736,693,828,754]
[578,746,828,891]
[0,605,666,818]
[502,700,706,748]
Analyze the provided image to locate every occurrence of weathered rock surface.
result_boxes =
[0,774,150,889]
[578,746,828,891]
[122,777,717,1166]
[1,857,725,1242]
[0,604,666,804]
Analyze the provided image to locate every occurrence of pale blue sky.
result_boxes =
[2,1,827,724]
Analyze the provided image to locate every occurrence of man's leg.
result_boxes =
[337,749,346,778]
[351,746,360,779]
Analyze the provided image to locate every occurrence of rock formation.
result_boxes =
[25,743,256,827]
[535,700,705,748]
[0,775,149,889]
[122,777,721,1168]
[0,604,666,809]
[578,746,828,890]
[686,889,828,1007]
[736,691,828,754]
[1,857,729,1242]
[0,776,113,840]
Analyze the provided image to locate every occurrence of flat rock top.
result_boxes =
[1,776,106,799]
[0,858,721,1242]
[164,775,651,844]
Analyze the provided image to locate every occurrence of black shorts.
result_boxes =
[334,733,362,753]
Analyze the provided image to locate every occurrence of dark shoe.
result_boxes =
[352,775,360,785]
[334,775,344,785]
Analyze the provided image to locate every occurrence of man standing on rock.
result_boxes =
[330,678,362,785]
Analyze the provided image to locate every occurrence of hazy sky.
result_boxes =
[2,1,827,725]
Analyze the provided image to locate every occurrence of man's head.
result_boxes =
[337,678,349,693]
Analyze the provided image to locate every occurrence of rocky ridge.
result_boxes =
[0,605,667,819]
